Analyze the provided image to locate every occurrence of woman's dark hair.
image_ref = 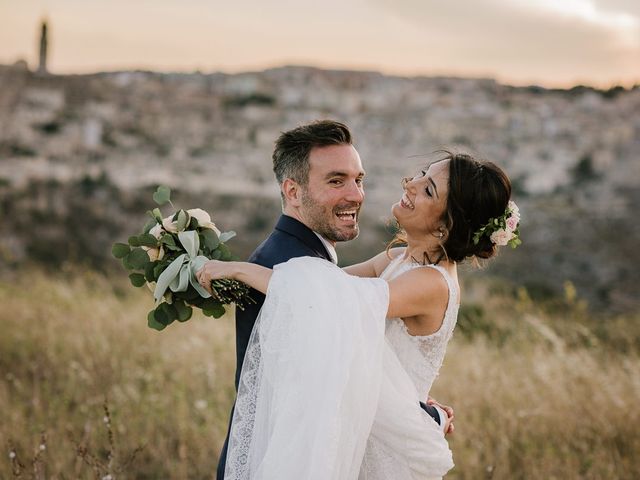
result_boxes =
[442,150,511,261]
[390,149,512,263]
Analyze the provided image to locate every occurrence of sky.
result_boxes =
[1,0,639,88]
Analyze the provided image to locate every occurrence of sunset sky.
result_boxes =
[1,0,639,87]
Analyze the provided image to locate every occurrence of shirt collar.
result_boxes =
[313,232,338,264]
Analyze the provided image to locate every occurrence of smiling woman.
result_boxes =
[389,150,512,264]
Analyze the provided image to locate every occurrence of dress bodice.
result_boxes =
[380,254,459,398]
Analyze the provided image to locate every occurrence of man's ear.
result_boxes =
[282,178,303,208]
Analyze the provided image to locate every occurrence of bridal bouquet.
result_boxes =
[112,186,253,330]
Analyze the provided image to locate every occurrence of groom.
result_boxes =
[216,120,451,479]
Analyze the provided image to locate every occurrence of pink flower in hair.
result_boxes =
[490,228,514,247]
[506,215,519,231]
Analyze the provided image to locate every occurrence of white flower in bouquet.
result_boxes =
[161,215,179,234]
[149,223,164,238]
[142,245,165,262]
[187,208,222,236]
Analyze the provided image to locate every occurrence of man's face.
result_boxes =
[299,144,365,243]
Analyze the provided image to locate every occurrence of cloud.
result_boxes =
[371,0,640,85]
[592,0,640,18]
[1,0,637,86]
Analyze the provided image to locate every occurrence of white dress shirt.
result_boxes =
[313,232,338,264]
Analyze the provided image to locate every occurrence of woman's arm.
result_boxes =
[343,247,405,278]
[386,267,448,322]
[196,260,272,295]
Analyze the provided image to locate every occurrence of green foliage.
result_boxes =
[202,302,226,318]
[153,302,177,327]
[127,248,150,270]
[137,233,159,247]
[128,273,146,288]
[223,92,276,108]
[147,309,166,331]
[113,186,249,330]
[457,303,512,346]
[35,121,61,135]
[144,262,156,282]
[160,234,177,249]
[601,85,626,99]
[176,210,190,231]
[143,217,158,234]
[7,142,36,157]
[151,208,163,222]
[128,235,141,247]
[219,231,236,243]
[173,300,193,322]
[200,229,219,251]
[111,243,131,259]
[571,154,600,184]
[152,185,172,206]
[216,243,233,261]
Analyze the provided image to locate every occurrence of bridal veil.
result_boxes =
[224,257,453,480]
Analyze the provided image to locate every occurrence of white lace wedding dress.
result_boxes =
[359,255,460,480]
[224,257,454,480]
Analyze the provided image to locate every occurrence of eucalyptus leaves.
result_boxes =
[112,186,253,330]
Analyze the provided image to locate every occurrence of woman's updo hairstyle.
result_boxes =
[440,150,511,262]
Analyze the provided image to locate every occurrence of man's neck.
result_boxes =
[281,209,336,247]
[313,231,338,264]
[280,211,338,262]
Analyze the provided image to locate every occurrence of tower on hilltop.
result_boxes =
[37,20,48,74]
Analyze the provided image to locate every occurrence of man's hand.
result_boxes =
[427,397,454,435]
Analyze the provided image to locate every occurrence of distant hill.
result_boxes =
[0,64,638,312]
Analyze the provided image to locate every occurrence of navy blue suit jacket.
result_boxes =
[216,214,440,479]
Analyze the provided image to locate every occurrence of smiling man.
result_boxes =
[288,142,365,246]
[216,120,449,479]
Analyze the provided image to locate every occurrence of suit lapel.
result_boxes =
[274,215,333,262]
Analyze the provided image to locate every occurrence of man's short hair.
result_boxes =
[272,120,352,188]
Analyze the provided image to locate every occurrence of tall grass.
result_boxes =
[1,268,236,478]
[1,269,638,479]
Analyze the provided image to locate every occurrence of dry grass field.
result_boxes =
[1,268,638,479]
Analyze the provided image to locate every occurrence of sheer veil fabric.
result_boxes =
[224,257,453,480]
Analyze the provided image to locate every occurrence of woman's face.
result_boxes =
[391,159,450,236]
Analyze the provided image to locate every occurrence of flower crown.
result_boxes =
[472,201,522,248]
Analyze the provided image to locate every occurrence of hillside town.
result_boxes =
[0,32,638,312]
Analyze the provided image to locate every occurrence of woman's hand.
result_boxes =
[196,261,273,295]
[196,260,238,295]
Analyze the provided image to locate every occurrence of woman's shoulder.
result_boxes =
[397,264,450,295]
[372,247,405,277]
[388,247,406,259]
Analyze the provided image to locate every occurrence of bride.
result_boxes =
[197,151,519,479]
